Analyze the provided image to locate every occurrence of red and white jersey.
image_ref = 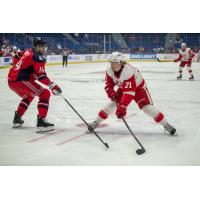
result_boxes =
[105,63,145,97]
[177,48,194,61]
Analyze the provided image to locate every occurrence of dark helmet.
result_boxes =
[32,37,47,49]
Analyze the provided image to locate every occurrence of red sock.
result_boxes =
[17,96,34,116]
[98,109,108,119]
[154,112,164,123]
[38,89,50,118]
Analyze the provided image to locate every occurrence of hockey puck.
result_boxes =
[136,148,145,155]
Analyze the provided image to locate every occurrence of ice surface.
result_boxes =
[0,61,200,165]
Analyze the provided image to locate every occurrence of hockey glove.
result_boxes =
[116,104,127,118]
[106,87,116,100]
[49,82,62,95]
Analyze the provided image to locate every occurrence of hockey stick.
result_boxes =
[156,58,173,62]
[113,97,146,155]
[60,95,109,148]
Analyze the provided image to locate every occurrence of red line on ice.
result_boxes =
[56,133,87,145]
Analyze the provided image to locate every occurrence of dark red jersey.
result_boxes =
[8,48,51,86]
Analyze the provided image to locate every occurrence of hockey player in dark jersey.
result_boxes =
[8,37,62,133]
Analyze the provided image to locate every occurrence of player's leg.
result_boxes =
[135,87,176,135]
[8,81,35,128]
[177,62,186,80]
[86,101,116,133]
[86,88,123,133]
[187,62,194,80]
[66,56,68,67]
[62,56,65,67]
[13,95,34,127]
[37,86,54,132]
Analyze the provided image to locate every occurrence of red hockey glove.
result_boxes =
[116,104,127,118]
[49,82,62,96]
[106,87,115,100]
[114,88,123,103]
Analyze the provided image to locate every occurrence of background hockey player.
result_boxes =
[87,52,176,135]
[174,43,195,80]
[7,37,62,133]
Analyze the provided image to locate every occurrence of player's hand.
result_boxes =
[174,59,177,62]
[106,88,116,100]
[116,104,127,118]
[49,82,62,95]
[114,88,123,103]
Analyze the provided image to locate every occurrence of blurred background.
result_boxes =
[0,33,200,56]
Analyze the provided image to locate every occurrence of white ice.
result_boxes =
[0,61,200,165]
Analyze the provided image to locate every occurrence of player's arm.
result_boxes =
[104,73,116,100]
[33,60,62,96]
[116,77,136,118]
[174,53,182,62]
[189,50,195,59]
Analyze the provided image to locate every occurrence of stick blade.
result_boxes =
[136,148,146,155]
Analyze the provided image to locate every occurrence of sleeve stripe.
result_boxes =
[38,75,47,81]
[123,91,135,96]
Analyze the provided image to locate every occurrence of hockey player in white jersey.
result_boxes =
[174,43,195,80]
[87,52,176,135]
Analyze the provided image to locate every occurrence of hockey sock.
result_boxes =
[95,101,116,124]
[187,66,193,76]
[179,66,183,75]
[142,105,168,127]
[17,96,34,116]
[95,109,108,124]
[38,89,50,118]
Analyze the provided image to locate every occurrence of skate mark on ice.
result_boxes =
[27,128,66,143]
[56,133,87,145]
[96,131,130,136]
[76,123,108,128]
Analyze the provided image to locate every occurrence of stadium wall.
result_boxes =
[0,53,180,68]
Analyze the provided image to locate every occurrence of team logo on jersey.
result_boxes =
[39,66,45,73]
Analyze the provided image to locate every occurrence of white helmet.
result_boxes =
[13,46,17,51]
[181,43,186,47]
[108,51,125,63]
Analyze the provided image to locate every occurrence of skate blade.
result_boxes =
[36,126,54,133]
[85,129,93,134]
[164,129,178,136]
[13,123,23,128]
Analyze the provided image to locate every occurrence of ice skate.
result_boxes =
[189,75,194,81]
[37,115,54,133]
[86,121,99,134]
[177,75,182,80]
[164,123,176,136]
[13,111,24,128]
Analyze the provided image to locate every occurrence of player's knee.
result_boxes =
[138,100,151,110]
[40,88,51,100]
